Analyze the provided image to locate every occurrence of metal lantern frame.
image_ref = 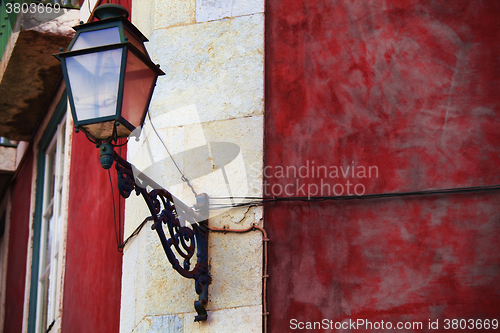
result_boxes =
[55,14,165,142]
[54,5,211,322]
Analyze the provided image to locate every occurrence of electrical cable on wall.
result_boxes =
[147,111,198,197]
[117,184,500,249]
[108,169,122,251]
[207,224,270,333]
[108,143,126,252]
[207,183,500,210]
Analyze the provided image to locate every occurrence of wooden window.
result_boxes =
[35,118,66,333]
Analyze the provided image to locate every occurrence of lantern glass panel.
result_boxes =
[66,48,123,122]
[71,27,121,51]
[121,48,158,130]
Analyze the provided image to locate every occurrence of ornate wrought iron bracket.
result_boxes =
[101,144,210,321]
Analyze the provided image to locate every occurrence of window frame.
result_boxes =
[28,94,68,333]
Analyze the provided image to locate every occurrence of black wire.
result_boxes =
[83,131,98,145]
[118,144,123,247]
[207,184,500,210]
[108,169,122,252]
[113,138,129,147]
[111,142,151,250]
[147,111,198,197]
[209,196,267,200]
[119,217,153,250]
[112,122,118,144]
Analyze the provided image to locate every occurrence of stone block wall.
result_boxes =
[120,1,264,332]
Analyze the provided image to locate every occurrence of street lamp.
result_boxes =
[56,4,163,142]
[54,4,210,322]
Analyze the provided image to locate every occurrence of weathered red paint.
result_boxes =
[265,0,500,331]
[3,151,33,333]
[62,0,131,329]
[61,133,125,333]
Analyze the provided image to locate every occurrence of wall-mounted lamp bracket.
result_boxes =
[53,1,207,321]
[105,145,210,321]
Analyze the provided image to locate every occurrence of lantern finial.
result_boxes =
[94,4,129,20]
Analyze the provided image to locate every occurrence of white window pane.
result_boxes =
[36,118,68,333]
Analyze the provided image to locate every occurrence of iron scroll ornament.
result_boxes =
[112,151,210,322]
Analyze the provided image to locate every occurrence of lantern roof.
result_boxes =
[67,15,150,56]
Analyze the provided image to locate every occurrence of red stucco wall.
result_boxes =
[265,0,500,331]
[61,133,125,333]
[3,150,33,333]
[62,1,130,330]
